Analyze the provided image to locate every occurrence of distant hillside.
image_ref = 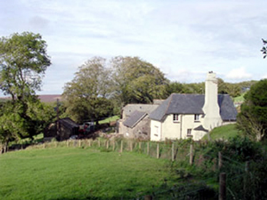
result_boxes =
[38,95,63,103]
[0,94,62,103]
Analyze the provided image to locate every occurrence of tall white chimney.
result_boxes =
[202,71,222,130]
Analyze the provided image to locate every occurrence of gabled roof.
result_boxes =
[218,95,238,121]
[149,93,237,122]
[123,110,147,128]
[58,118,79,129]
[123,104,159,118]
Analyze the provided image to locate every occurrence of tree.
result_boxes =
[111,56,169,106]
[63,57,113,124]
[237,79,267,141]
[163,82,184,96]
[162,82,203,97]
[0,32,51,150]
[261,38,267,59]
[0,32,51,100]
[217,78,240,97]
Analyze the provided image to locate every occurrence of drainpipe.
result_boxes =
[160,122,162,141]
[180,115,183,139]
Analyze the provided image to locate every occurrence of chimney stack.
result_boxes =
[202,72,222,130]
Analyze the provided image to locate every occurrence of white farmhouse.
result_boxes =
[149,72,237,141]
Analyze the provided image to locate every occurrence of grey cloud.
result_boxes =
[29,16,50,30]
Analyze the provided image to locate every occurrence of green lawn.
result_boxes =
[99,115,120,124]
[0,147,175,199]
[202,124,241,141]
[234,92,246,103]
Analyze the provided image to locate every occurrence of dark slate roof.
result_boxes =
[194,125,208,132]
[149,93,237,122]
[218,95,238,121]
[58,118,79,129]
[123,104,158,118]
[123,110,147,128]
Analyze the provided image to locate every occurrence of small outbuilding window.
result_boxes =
[173,114,179,122]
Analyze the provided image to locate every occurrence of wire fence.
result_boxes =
[5,138,267,199]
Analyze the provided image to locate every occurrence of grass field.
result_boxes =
[0,147,176,199]
[234,92,246,103]
[99,116,120,124]
[202,124,241,141]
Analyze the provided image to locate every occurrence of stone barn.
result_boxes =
[44,118,79,141]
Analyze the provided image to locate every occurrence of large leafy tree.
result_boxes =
[111,56,169,106]
[63,57,113,124]
[237,79,267,141]
[217,78,240,97]
[0,32,51,100]
[0,32,51,150]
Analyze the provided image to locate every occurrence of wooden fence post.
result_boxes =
[189,144,193,165]
[106,140,109,149]
[98,139,101,147]
[172,143,175,161]
[130,141,133,152]
[147,142,149,155]
[218,152,222,169]
[139,142,141,150]
[219,172,226,200]
[120,140,123,153]
[113,140,115,151]
[157,143,160,159]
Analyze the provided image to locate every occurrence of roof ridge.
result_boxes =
[164,93,174,116]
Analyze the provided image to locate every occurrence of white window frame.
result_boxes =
[187,129,192,137]
[194,114,200,122]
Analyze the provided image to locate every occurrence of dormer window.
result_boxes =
[194,114,200,122]
[173,114,179,122]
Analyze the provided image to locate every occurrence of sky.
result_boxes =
[1,0,267,95]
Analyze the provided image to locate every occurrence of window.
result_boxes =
[173,114,179,122]
[187,129,192,137]
[194,114,200,121]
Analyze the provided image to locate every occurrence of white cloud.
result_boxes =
[225,67,252,80]
[261,74,267,79]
